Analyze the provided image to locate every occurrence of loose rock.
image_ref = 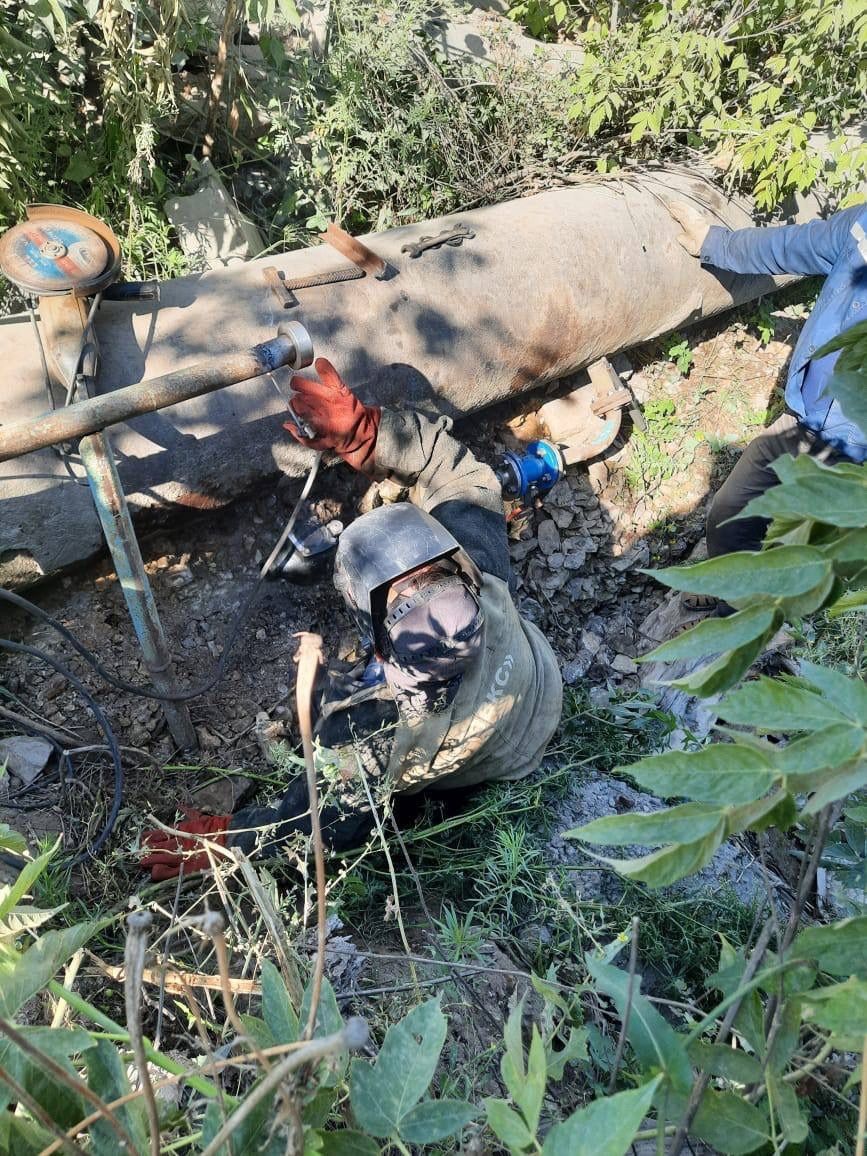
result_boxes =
[0,736,52,786]
[537,519,561,555]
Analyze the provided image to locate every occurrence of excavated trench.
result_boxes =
[0,296,805,880]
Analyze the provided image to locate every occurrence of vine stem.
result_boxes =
[295,631,328,1041]
[670,918,776,1156]
[608,916,640,1094]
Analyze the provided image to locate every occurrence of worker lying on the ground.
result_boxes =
[667,199,867,614]
[141,360,563,879]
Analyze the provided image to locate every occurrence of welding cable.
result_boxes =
[0,639,123,867]
[0,451,322,703]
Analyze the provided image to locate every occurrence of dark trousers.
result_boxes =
[707,412,844,557]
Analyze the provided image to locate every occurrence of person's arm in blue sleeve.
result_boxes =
[701,204,863,277]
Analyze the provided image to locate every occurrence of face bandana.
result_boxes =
[381,575,484,695]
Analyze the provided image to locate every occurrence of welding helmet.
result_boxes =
[334,504,483,665]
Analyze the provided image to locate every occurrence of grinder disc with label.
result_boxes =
[0,205,120,297]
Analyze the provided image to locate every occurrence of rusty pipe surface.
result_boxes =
[0,170,800,587]
[0,332,303,463]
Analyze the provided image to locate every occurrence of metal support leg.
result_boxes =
[78,430,198,749]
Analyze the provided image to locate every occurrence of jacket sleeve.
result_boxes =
[700,205,864,277]
[372,409,510,581]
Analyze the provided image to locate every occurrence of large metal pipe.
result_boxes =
[1,170,791,588]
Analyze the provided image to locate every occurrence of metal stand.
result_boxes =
[78,430,198,749]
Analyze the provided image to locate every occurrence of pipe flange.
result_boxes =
[278,321,315,369]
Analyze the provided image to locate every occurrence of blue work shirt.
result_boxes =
[701,202,867,462]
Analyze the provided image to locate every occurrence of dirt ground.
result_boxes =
[0,291,807,870]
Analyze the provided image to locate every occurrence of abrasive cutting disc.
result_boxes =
[0,213,113,296]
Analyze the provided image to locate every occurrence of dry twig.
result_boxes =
[295,631,327,1041]
[124,911,161,1156]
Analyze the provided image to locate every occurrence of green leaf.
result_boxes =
[687,1041,762,1084]
[501,999,525,1104]
[691,1089,769,1154]
[777,724,866,785]
[619,745,777,805]
[303,1087,335,1129]
[822,527,867,565]
[741,469,867,528]
[62,152,96,183]
[521,1028,547,1133]
[797,659,867,724]
[350,998,447,1138]
[239,1013,274,1050]
[767,1075,808,1145]
[541,1076,662,1156]
[319,1132,380,1156]
[546,1025,589,1080]
[830,585,867,615]
[500,1001,546,1134]
[262,959,299,1044]
[86,1038,149,1156]
[792,915,867,977]
[400,1099,477,1144]
[801,756,867,814]
[566,802,725,847]
[816,319,867,359]
[0,903,67,945]
[276,0,302,27]
[300,977,345,1086]
[776,566,837,618]
[669,632,770,698]
[0,825,26,855]
[765,999,801,1074]
[0,923,95,1018]
[599,823,725,888]
[647,546,831,604]
[0,1026,95,1119]
[586,957,693,1092]
[719,676,851,732]
[825,368,867,434]
[709,942,765,1053]
[725,789,794,836]
[0,838,60,923]
[644,606,780,663]
[800,977,867,1036]
[484,1097,536,1151]
[0,1113,56,1156]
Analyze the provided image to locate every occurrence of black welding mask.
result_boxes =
[333,504,483,663]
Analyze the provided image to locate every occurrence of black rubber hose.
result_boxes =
[0,582,263,702]
[0,638,123,865]
[0,454,321,703]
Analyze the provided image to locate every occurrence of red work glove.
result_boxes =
[140,808,231,881]
[283,357,381,476]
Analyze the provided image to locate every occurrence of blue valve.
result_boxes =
[496,439,564,502]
